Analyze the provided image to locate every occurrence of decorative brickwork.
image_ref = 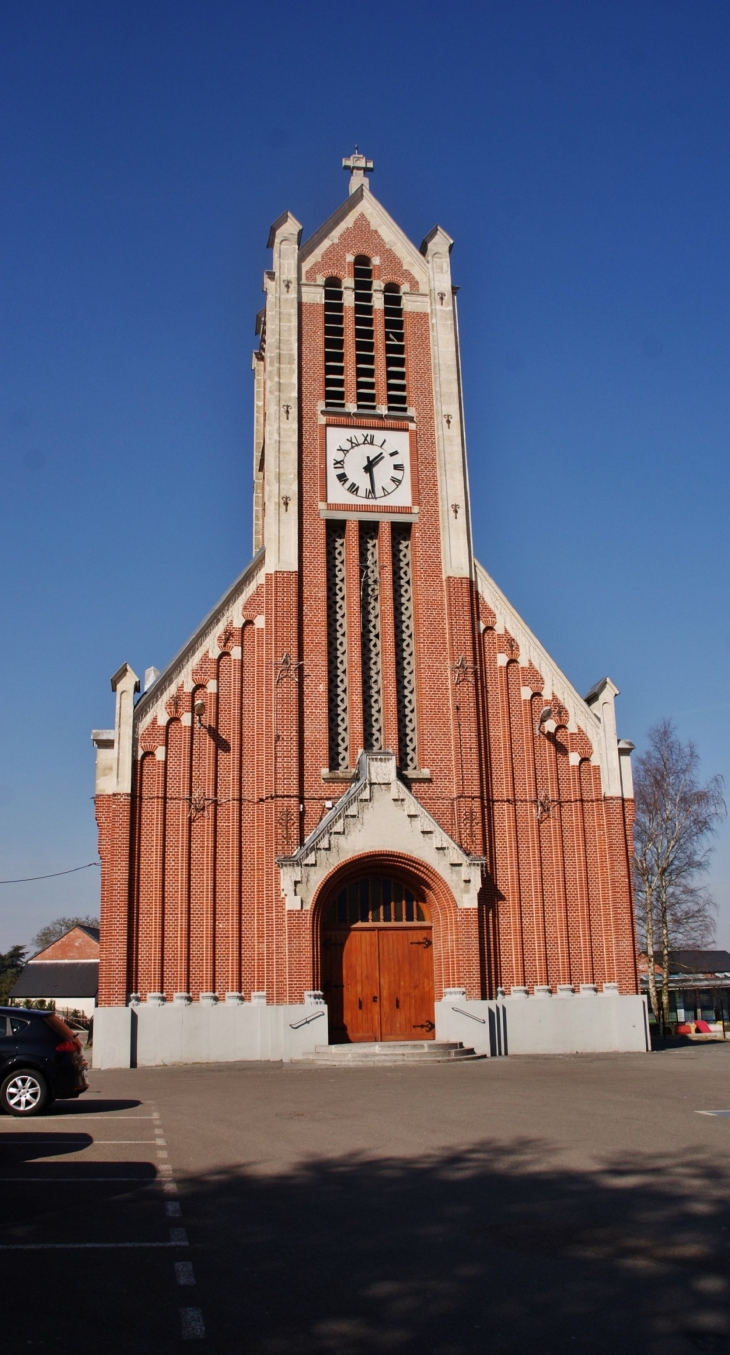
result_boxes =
[304,211,421,291]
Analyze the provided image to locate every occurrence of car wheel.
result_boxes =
[0,1069,50,1117]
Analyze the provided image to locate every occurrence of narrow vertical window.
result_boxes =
[324,277,345,408]
[384,284,407,412]
[392,525,417,770]
[326,522,349,770]
[359,522,383,750]
[354,256,376,410]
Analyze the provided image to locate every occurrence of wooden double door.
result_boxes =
[323,924,435,1043]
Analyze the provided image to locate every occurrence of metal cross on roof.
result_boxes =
[342,147,374,195]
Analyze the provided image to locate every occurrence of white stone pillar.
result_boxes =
[618,739,635,799]
[585,676,623,797]
[252,333,265,554]
[264,210,302,574]
[103,663,140,794]
[420,226,473,580]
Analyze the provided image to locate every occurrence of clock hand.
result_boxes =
[362,451,385,495]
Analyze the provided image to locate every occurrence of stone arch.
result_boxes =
[310,849,463,1000]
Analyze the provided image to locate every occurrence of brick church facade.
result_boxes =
[92,154,644,1064]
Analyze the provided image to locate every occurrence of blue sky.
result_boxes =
[1,0,728,951]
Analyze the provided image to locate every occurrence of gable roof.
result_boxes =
[298,184,429,289]
[655,950,730,975]
[474,558,602,748]
[12,960,99,999]
[32,925,100,962]
[134,547,265,735]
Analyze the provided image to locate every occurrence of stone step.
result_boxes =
[315,1041,463,1053]
[297,1040,484,1065]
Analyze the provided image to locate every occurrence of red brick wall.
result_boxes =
[34,927,99,962]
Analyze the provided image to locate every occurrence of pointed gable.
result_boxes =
[300,185,427,291]
[33,925,100,962]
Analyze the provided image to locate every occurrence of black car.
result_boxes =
[0,1007,88,1116]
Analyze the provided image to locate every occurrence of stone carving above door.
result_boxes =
[276,751,485,912]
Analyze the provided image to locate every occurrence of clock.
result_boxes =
[326,427,412,508]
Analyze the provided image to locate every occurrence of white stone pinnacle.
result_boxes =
[342,148,374,194]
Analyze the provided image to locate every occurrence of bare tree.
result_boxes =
[633,720,726,1027]
[31,915,99,954]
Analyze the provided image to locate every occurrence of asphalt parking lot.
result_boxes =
[3,1044,730,1355]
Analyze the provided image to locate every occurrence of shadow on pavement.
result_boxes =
[0,1131,93,1161]
[1,1130,730,1353]
[41,1098,143,1116]
[180,1138,730,1355]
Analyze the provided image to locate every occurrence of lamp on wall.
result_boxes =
[536,705,553,736]
[193,698,205,727]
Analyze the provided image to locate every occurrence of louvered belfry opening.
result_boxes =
[359,522,383,750]
[384,284,407,412]
[391,524,418,770]
[326,521,349,771]
[323,277,345,408]
[353,256,376,410]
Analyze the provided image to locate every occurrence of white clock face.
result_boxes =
[326,427,412,507]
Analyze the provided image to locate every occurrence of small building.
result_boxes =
[639,950,730,1028]
[11,925,99,1019]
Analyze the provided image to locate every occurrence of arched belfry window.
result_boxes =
[323,277,345,408]
[384,284,407,412]
[353,256,376,410]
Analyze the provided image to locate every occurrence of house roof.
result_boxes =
[654,950,730,975]
[11,960,99,999]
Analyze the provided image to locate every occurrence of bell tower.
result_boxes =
[250,150,485,855]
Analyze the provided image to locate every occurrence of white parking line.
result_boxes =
[175,1261,196,1285]
[180,1308,206,1340]
[0,1137,159,1144]
[697,1110,730,1117]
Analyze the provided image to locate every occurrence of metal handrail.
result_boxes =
[289,1010,325,1030]
[451,1006,486,1025]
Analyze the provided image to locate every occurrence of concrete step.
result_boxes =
[297,1040,484,1065]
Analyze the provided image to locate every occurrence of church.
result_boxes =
[91,154,648,1067]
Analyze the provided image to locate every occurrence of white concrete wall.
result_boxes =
[93,1007,135,1069]
[435,994,650,1056]
[93,1001,329,1070]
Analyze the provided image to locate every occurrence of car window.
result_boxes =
[44,1014,77,1041]
[9,1016,31,1036]
[0,1017,9,1037]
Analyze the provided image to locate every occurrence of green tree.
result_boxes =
[32,915,99,954]
[0,945,27,1004]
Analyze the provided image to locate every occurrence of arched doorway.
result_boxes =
[321,873,435,1043]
